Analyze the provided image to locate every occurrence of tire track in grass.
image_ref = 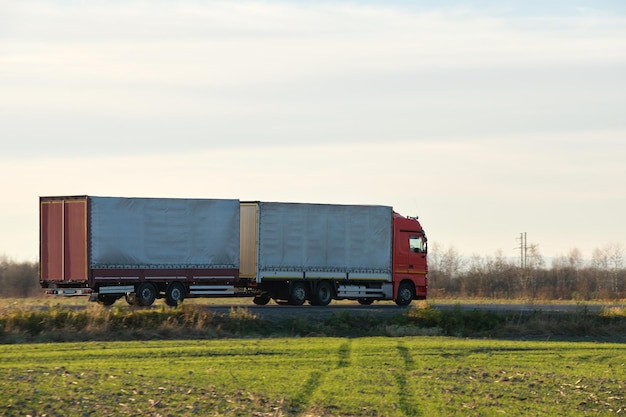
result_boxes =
[288,340,353,415]
[395,341,421,416]
[337,340,352,368]
[288,370,323,414]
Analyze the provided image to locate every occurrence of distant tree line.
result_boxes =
[0,256,39,297]
[428,243,626,300]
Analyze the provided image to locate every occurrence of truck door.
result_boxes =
[407,233,427,273]
[396,231,426,275]
[40,197,89,282]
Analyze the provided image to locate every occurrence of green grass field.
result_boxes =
[0,337,624,416]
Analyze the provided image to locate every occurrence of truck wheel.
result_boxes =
[310,281,333,306]
[137,283,157,307]
[253,294,271,305]
[395,281,414,306]
[357,298,374,305]
[288,282,307,306]
[125,292,138,306]
[165,282,185,307]
[97,294,117,306]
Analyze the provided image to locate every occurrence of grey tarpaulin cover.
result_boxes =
[89,197,240,269]
[258,202,392,274]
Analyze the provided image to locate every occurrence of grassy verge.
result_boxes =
[1,302,626,343]
[0,337,624,416]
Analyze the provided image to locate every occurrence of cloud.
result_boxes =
[2,1,625,158]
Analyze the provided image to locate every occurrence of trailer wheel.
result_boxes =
[137,283,157,307]
[97,294,117,306]
[125,292,138,306]
[165,282,185,307]
[253,294,271,305]
[288,282,307,306]
[310,281,333,306]
[395,281,414,306]
[357,298,374,305]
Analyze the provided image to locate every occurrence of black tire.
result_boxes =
[357,298,374,305]
[253,294,271,305]
[137,283,157,307]
[288,282,307,306]
[165,282,185,307]
[395,281,414,306]
[125,292,138,306]
[310,281,333,306]
[97,294,117,306]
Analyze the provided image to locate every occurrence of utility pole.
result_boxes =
[524,232,528,269]
[517,232,527,269]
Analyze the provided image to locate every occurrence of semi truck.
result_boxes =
[40,196,427,307]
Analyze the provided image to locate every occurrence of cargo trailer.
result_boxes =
[40,196,427,306]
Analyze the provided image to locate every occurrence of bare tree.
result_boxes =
[552,248,586,299]
[0,256,39,297]
[606,243,624,296]
[486,250,518,298]
[591,243,624,298]
[440,245,464,280]
[427,243,465,296]
[601,243,624,296]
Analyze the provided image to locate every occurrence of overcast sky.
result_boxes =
[1,0,625,262]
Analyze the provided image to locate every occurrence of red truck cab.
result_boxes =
[392,212,428,304]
